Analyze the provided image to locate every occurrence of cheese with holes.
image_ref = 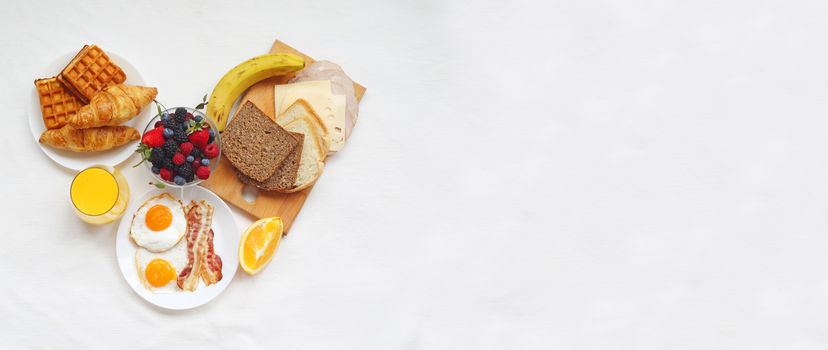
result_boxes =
[274,80,346,152]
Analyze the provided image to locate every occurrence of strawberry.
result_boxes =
[179,142,194,155]
[195,165,211,180]
[203,144,219,159]
[141,127,165,148]
[159,168,173,181]
[188,128,210,149]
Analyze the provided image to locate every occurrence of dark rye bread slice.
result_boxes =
[222,101,298,182]
[235,132,304,192]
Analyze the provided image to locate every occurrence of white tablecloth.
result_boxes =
[2,0,828,348]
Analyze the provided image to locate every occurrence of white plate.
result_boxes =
[115,186,239,310]
[28,52,152,171]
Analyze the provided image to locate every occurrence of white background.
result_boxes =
[1,0,827,349]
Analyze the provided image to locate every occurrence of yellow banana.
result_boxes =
[207,53,305,131]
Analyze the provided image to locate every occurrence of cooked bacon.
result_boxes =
[176,201,213,291]
[199,229,223,286]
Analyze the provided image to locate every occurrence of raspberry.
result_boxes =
[179,142,193,155]
[185,112,194,120]
[203,144,219,159]
[159,168,173,181]
[154,121,164,128]
[172,153,185,165]
[191,157,201,169]
[195,165,211,180]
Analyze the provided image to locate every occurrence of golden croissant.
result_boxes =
[68,84,157,128]
[39,125,139,152]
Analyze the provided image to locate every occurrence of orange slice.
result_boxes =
[239,217,284,275]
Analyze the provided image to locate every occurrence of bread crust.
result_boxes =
[277,99,330,152]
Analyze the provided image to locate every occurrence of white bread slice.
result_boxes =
[276,99,329,151]
[283,118,326,192]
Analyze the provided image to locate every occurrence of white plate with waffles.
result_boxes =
[28,51,151,171]
[115,186,239,310]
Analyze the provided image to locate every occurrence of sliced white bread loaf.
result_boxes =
[276,99,330,151]
[283,117,326,193]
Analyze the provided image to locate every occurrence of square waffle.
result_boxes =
[57,45,126,103]
[34,77,83,130]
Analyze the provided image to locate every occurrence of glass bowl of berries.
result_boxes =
[136,106,221,187]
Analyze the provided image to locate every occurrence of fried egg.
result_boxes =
[135,239,188,292]
[130,193,187,252]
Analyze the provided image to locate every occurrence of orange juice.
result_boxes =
[70,165,129,224]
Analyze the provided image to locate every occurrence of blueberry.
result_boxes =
[194,115,203,122]
[161,113,170,122]
[151,166,160,174]
[201,159,210,166]
[163,128,174,138]
[208,129,215,137]
[186,155,195,163]
[174,176,185,186]
[208,135,215,143]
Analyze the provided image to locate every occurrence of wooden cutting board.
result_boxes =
[201,39,366,233]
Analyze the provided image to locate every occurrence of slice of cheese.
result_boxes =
[274,80,346,152]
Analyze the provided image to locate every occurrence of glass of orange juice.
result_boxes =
[70,165,130,225]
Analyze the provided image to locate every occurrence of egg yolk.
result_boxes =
[145,259,176,287]
[146,205,173,231]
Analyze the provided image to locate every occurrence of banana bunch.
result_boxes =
[207,53,305,131]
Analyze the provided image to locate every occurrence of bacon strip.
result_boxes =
[176,201,213,291]
[199,229,223,286]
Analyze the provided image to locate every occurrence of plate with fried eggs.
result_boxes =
[115,186,239,310]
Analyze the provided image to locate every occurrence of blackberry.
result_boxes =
[174,114,186,125]
[149,148,163,162]
[162,157,174,170]
[190,148,202,158]
[178,164,194,182]
[162,139,178,156]
[174,128,189,144]
[174,108,188,124]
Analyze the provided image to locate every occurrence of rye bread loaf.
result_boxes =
[235,132,304,192]
[222,101,298,182]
